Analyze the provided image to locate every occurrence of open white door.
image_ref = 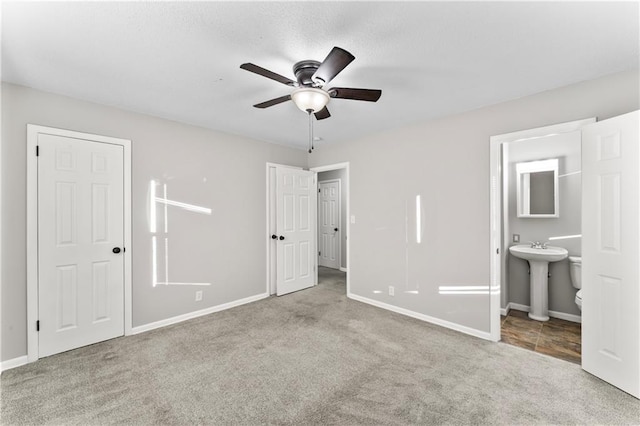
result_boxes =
[582,110,639,398]
[318,180,341,269]
[276,168,317,296]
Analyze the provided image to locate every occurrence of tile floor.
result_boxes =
[501,309,581,364]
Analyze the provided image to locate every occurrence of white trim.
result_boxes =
[266,165,274,295]
[348,292,493,341]
[132,293,269,334]
[123,137,132,336]
[490,118,598,145]
[504,302,582,323]
[310,163,350,295]
[27,125,133,363]
[27,126,38,362]
[489,118,595,343]
[0,81,3,375]
[0,356,29,373]
[339,267,348,273]
[508,302,530,313]
[317,178,342,271]
[314,173,318,287]
[489,135,502,342]
[311,162,349,173]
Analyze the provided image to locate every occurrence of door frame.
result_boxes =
[489,118,595,342]
[317,178,342,270]
[310,162,350,295]
[26,124,132,362]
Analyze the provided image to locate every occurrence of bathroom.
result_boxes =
[501,126,583,363]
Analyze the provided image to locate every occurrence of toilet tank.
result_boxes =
[569,256,582,289]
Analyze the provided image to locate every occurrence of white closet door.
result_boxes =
[38,133,125,358]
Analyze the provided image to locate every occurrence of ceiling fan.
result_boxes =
[240,46,382,121]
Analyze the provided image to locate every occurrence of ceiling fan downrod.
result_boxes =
[307,109,314,153]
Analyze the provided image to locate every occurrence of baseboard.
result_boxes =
[347,292,493,341]
[509,302,529,313]
[339,267,348,273]
[0,355,29,373]
[505,302,582,323]
[549,310,582,323]
[131,292,270,335]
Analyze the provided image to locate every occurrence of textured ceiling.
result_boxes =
[2,1,638,150]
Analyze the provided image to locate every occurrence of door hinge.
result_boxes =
[36,146,39,156]
[496,248,500,254]
[319,188,321,193]
[319,251,321,256]
[36,320,40,331]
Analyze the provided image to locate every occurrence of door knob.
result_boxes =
[279,236,285,240]
[112,247,121,254]
[334,228,339,232]
[271,234,277,240]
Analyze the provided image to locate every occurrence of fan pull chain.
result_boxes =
[307,109,314,153]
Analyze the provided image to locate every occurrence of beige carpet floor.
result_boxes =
[1,267,639,425]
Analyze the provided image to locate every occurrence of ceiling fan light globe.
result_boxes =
[291,88,330,113]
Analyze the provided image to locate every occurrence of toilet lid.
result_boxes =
[576,289,582,300]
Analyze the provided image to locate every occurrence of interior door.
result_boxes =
[318,180,341,269]
[276,168,317,296]
[582,110,639,398]
[38,133,125,358]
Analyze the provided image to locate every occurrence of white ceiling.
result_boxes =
[2,1,638,150]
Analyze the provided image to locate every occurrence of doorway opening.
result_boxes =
[311,162,350,296]
[493,111,640,398]
[490,118,594,364]
[318,266,347,296]
[317,177,343,272]
[266,162,350,297]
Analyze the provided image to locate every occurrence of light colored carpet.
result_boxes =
[2,267,638,425]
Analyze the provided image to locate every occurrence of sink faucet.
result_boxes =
[528,241,549,249]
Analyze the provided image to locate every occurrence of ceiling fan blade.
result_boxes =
[314,106,331,120]
[253,95,292,109]
[240,63,296,86]
[329,87,382,102]
[311,47,355,86]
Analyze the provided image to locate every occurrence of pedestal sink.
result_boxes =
[509,244,568,321]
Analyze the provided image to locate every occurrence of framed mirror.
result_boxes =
[516,158,559,218]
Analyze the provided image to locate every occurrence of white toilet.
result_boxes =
[569,256,582,311]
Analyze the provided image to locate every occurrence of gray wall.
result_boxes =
[1,83,307,361]
[318,169,347,269]
[506,132,582,316]
[2,70,638,361]
[308,70,639,334]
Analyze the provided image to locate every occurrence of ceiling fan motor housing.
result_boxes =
[293,60,321,86]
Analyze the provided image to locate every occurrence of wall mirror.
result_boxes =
[516,158,559,218]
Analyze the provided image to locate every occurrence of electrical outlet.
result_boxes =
[389,286,395,296]
[195,290,203,302]
[513,234,520,243]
